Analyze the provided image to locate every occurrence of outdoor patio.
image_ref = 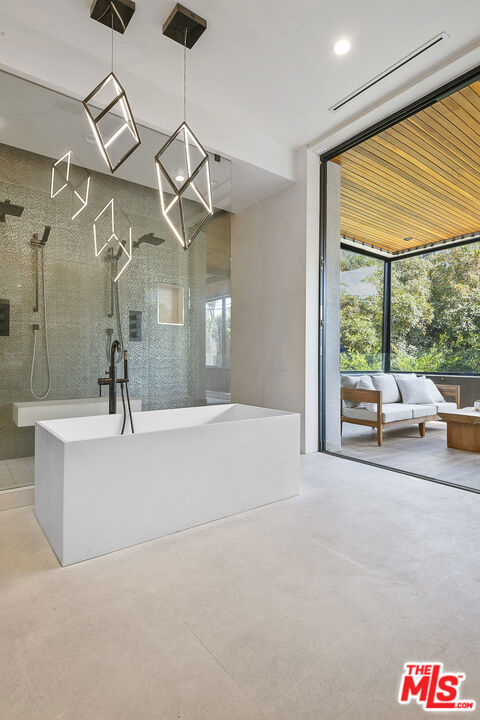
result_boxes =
[341,419,480,490]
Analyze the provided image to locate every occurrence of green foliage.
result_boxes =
[340,245,480,373]
[340,350,383,372]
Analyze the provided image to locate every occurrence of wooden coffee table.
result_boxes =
[437,407,480,452]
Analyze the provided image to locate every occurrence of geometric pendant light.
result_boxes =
[155,4,213,250]
[83,0,140,173]
[155,122,213,251]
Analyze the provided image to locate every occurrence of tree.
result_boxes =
[391,255,433,356]
[340,252,383,369]
[340,243,480,374]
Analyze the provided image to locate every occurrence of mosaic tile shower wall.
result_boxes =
[0,142,230,472]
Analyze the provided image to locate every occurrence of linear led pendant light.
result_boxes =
[83,0,140,173]
[155,4,213,251]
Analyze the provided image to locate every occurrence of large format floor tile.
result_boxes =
[0,452,479,719]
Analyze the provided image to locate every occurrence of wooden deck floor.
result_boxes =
[341,420,480,491]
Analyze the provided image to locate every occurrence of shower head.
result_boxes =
[0,199,24,223]
[41,226,51,245]
[133,232,166,249]
[30,226,51,247]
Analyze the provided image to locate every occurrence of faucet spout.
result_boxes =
[98,340,122,414]
[110,339,121,369]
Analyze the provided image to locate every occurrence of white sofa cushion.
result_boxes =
[422,377,445,403]
[371,374,401,403]
[396,375,434,404]
[436,402,458,413]
[411,404,437,418]
[343,403,413,423]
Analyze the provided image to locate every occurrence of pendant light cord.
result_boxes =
[111,8,114,74]
[183,28,187,123]
[107,1,126,74]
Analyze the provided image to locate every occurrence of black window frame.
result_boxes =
[318,61,480,494]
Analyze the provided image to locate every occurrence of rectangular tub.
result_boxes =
[35,404,300,565]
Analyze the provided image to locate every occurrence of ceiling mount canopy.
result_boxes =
[162,3,207,49]
[90,0,136,34]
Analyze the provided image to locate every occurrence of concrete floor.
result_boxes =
[342,420,480,490]
[0,456,34,490]
[1,453,479,719]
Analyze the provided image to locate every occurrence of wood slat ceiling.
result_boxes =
[333,79,480,252]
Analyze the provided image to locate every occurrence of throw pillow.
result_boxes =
[396,375,434,404]
[357,375,378,412]
[422,377,445,403]
[341,375,361,408]
[341,374,372,408]
[371,374,401,403]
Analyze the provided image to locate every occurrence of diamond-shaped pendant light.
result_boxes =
[83,0,140,173]
[155,122,212,250]
[156,4,213,250]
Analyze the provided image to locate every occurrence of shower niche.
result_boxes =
[157,284,184,326]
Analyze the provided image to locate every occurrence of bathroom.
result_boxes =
[0,69,232,497]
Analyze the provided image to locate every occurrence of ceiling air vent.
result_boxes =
[329,32,448,112]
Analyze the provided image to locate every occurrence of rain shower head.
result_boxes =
[0,199,24,223]
[133,232,166,249]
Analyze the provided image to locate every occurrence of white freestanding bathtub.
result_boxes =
[35,404,300,566]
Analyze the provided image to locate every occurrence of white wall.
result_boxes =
[231,148,319,452]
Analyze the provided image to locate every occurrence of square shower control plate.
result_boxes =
[0,299,10,336]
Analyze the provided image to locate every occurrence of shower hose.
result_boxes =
[30,246,51,400]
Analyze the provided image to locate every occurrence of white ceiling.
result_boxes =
[1,0,480,209]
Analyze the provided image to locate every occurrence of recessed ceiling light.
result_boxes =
[334,38,351,55]
[84,134,97,144]
[175,175,185,183]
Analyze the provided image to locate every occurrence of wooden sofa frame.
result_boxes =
[341,384,461,446]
